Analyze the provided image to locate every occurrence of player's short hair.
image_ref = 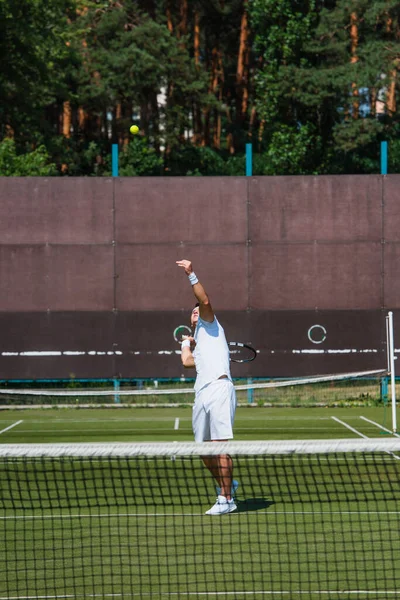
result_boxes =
[190,303,200,325]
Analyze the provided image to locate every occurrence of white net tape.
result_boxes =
[0,369,386,396]
[1,437,400,457]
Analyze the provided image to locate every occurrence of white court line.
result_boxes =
[332,417,400,460]
[9,428,193,434]
[2,590,400,599]
[0,420,23,435]
[0,418,332,426]
[359,416,400,438]
[331,417,368,438]
[9,427,338,434]
[2,509,399,521]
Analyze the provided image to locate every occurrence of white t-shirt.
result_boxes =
[193,316,232,393]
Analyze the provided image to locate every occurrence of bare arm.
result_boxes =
[176,260,214,323]
[181,338,196,368]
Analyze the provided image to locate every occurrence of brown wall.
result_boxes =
[0,175,398,378]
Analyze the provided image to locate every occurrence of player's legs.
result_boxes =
[193,400,233,498]
[199,379,237,510]
[203,449,237,515]
[201,450,233,499]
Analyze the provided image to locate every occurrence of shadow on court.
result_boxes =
[236,498,274,512]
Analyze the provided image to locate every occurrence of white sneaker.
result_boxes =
[216,479,239,498]
[205,495,237,515]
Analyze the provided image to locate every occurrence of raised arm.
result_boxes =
[176,260,214,323]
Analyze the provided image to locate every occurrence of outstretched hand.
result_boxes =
[176,260,193,275]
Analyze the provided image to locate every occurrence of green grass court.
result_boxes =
[1,406,400,599]
[0,405,395,443]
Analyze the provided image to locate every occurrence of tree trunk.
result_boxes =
[166,0,173,33]
[164,80,175,157]
[192,9,203,145]
[236,0,250,124]
[114,103,123,146]
[386,17,398,116]
[213,110,221,149]
[62,101,72,138]
[249,105,257,136]
[350,12,359,119]
[213,50,223,149]
[178,0,188,39]
[5,124,14,138]
[387,66,397,115]
[226,105,234,154]
[78,107,87,132]
[203,46,220,147]
[258,119,265,147]
[194,9,200,65]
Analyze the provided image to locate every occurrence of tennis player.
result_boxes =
[176,259,238,515]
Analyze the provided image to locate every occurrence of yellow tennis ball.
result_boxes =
[130,125,139,134]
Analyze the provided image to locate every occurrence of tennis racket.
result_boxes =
[173,325,193,343]
[228,342,257,363]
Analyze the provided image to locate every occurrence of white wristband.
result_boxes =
[188,272,199,285]
[181,339,191,349]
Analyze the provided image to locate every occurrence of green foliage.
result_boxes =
[1,0,399,176]
[170,146,226,176]
[104,138,163,176]
[250,0,400,174]
[72,3,215,151]
[0,0,78,143]
[0,139,57,176]
[262,125,321,175]
[250,0,318,123]
[389,136,400,173]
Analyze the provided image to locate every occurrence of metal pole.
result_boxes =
[113,378,120,404]
[381,141,388,175]
[246,143,252,177]
[112,144,119,177]
[247,378,254,404]
[388,311,397,432]
[386,315,391,373]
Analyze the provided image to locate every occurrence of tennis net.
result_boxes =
[0,369,388,407]
[1,439,400,599]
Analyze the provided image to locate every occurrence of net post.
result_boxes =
[386,314,391,373]
[387,311,397,432]
[113,377,120,404]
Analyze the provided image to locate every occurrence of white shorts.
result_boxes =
[192,378,237,442]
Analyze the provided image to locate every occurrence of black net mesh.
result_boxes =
[1,440,400,599]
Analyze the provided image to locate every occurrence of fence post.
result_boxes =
[381,141,388,175]
[113,378,120,404]
[246,143,253,177]
[247,378,254,404]
[112,144,119,177]
[380,377,388,403]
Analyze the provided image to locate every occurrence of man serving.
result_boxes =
[176,259,238,515]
